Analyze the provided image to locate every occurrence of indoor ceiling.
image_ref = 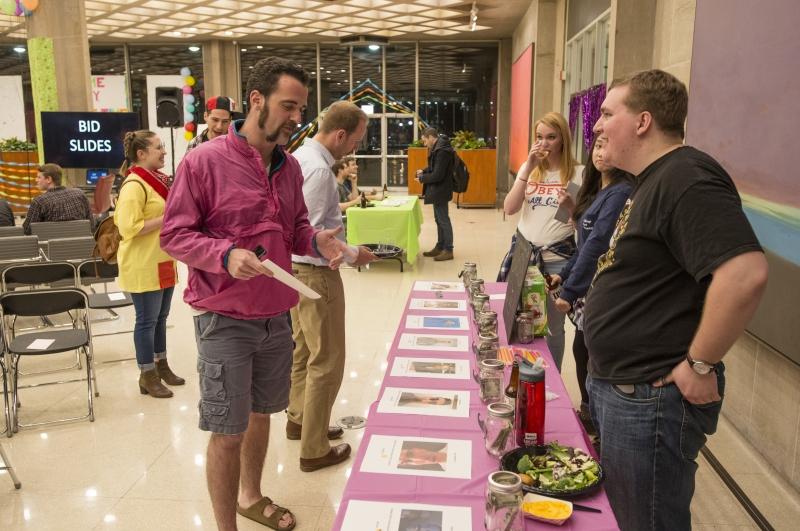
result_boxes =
[0,0,532,42]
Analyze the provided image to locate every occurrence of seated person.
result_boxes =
[334,158,360,213]
[23,163,92,234]
[0,198,14,226]
[342,156,379,199]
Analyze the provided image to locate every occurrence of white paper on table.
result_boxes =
[413,280,464,293]
[405,315,469,331]
[398,333,469,352]
[360,434,472,479]
[390,357,471,380]
[489,293,506,300]
[377,387,470,418]
[261,259,320,299]
[409,298,467,312]
[107,292,126,301]
[27,338,55,350]
[340,499,472,531]
[380,198,407,207]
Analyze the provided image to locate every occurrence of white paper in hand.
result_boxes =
[261,259,321,299]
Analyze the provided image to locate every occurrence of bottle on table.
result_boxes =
[359,191,367,208]
[382,183,388,200]
[505,359,520,406]
[514,358,546,447]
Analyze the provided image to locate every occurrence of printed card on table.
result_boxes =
[405,315,469,331]
[377,387,470,418]
[390,357,471,380]
[340,500,472,531]
[398,333,469,352]
[413,280,464,293]
[409,298,468,312]
[360,434,472,479]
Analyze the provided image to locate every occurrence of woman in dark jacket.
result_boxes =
[0,199,14,226]
[416,127,456,261]
[550,135,633,435]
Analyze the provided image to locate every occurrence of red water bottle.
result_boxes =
[514,358,545,447]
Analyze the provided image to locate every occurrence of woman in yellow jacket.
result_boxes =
[115,130,183,398]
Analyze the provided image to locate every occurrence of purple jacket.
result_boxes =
[161,121,316,319]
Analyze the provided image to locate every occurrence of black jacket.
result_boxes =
[419,135,455,205]
[0,199,14,226]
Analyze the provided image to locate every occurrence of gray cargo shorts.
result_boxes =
[193,311,293,435]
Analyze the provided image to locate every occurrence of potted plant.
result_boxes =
[450,130,487,150]
[0,137,41,214]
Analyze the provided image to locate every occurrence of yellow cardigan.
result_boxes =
[114,175,177,293]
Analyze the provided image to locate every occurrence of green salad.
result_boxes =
[516,442,600,492]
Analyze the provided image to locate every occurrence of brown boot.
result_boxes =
[155,359,185,386]
[285,419,344,441]
[422,245,442,257]
[139,369,173,398]
[299,443,351,472]
[434,249,454,261]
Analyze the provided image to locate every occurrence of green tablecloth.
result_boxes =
[345,196,423,265]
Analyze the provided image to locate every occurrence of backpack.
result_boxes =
[452,153,470,193]
[92,179,146,264]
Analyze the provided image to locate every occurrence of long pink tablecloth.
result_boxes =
[332,281,619,530]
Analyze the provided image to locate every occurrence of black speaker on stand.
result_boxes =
[155,87,184,177]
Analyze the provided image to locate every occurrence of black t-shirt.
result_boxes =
[583,146,762,383]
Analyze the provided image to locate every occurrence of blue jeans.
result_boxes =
[541,259,568,369]
[433,201,453,251]
[587,366,725,531]
[131,287,174,370]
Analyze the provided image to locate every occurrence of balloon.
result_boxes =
[14,3,22,16]
[185,103,195,113]
[185,94,195,104]
[184,112,194,123]
[184,131,194,141]
[182,85,192,94]
[185,122,195,132]
[184,76,196,87]
[0,0,17,16]
[180,66,191,77]
[22,0,38,10]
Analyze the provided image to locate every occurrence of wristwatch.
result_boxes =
[686,352,717,375]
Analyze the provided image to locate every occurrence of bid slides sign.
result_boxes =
[41,112,140,168]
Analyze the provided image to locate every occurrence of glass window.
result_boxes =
[419,43,498,146]
[89,46,125,76]
[385,43,416,115]
[351,45,383,113]
[128,45,204,130]
[319,44,350,107]
[239,44,317,128]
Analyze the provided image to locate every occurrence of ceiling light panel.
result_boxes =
[363,20,403,29]
[251,5,299,16]
[278,0,323,8]
[332,16,371,25]
[318,4,362,15]
[390,15,432,24]
[371,29,405,37]
[423,28,460,36]
[305,21,346,30]
[316,30,351,37]
[420,20,462,29]
[344,0,392,7]
[416,0,464,6]
[383,4,429,14]
[289,10,335,21]
[187,6,230,17]
[229,12,262,22]
[247,22,288,31]
[259,30,301,37]
[426,9,464,18]
[142,0,174,10]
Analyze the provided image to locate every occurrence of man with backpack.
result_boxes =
[416,127,457,261]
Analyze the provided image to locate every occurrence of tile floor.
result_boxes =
[1,204,798,530]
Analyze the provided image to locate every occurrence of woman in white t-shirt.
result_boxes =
[500,111,583,369]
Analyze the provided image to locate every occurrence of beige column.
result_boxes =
[531,0,558,123]
[25,0,92,186]
[496,38,512,195]
[608,0,657,80]
[202,41,241,111]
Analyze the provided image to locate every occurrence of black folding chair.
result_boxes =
[1,288,97,434]
[78,258,134,330]
[0,236,44,286]
[0,441,21,488]
[29,220,93,258]
[46,236,96,264]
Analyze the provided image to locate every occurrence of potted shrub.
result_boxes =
[0,137,41,214]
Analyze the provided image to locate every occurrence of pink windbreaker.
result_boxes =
[161,122,316,319]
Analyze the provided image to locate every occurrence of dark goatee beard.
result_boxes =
[258,105,290,143]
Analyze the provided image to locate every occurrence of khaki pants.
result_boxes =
[287,264,346,459]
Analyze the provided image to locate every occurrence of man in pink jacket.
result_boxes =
[161,57,347,531]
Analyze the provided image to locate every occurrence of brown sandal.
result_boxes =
[236,496,296,530]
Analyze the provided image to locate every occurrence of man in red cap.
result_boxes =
[186,95,234,152]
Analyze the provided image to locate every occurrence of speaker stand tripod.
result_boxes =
[168,126,177,178]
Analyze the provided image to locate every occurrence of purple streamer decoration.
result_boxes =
[568,93,581,134]
[581,84,606,153]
